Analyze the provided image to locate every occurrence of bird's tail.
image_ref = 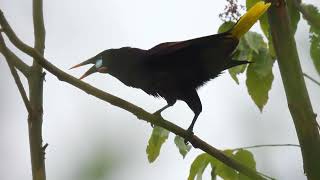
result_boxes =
[229,1,271,39]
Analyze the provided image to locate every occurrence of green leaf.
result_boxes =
[246,49,274,111]
[146,126,169,163]
[234,149,256,180]
[286,0,301,34]
[301,4,320,75]
[217,21,235,33]
[210,163,217,180]
[310,34,320,75]
[188,153,211,180]
[174,135,192,158]
[228,32,265,84]
[244,32,265,54]
[228,37,251,84]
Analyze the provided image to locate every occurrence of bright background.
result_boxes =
[1,0,320,179]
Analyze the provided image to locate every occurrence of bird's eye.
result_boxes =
[95,59,103,68]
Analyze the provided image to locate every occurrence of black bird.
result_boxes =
[70,2,270,135]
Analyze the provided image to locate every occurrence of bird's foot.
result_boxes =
[152,110,162,117]
[150,110,163,128]
[184,128,194,145]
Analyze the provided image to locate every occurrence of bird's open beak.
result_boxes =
[79,66,97,79]
[70,57,98,79]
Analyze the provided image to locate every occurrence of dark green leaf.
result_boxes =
[310,34,320,75]
[188,153,211,180]
[217,21,235,33]
[301,4,320,75]
[286,0,301,34]
[146,126,169,163]
[174,135,192,158]
[210,163,217,180]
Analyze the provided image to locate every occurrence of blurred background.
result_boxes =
[1,0,319,179]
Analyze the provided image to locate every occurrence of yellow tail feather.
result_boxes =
[230,1,271,39]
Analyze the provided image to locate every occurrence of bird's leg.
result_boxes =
[184,113,200,145]
[153,104,171,116]
[151,100,176,127]
[182,90,202,145]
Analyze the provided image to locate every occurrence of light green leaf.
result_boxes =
[286,0,301,34]
[229,37,251,84]
[146,126,169,163]
[246,53,274,112]
[244,32,265,54]
[234,149,256,180]
[174,135,192,158]
[228,32,265,84]
[188,153,211,180]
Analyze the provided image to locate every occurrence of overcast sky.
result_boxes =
[1,0,320,180]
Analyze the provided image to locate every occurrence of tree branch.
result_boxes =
[0,38,30,76]
[0,33,32,114]
[0,9,267,180]
[267,1,320,179]
[27,0,47,179]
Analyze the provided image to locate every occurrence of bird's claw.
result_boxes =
[150,122,155,128]
[152,110,162,117]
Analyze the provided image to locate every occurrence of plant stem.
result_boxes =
[27,0,46,179]
[267,1,320,179]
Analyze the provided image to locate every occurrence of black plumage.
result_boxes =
[70,31,249,133]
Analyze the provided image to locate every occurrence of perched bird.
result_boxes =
[70,2,270,135]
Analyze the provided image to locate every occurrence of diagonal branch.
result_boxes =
[0,9,267,180]
[0,39,30,76]
[0,33,32,114]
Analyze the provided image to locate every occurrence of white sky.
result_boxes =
[1,0,320,180]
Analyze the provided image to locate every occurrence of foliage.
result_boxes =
[188,149,256,180]
[218,21,275,111]
[146,126,169,163]
[301,4,320,75]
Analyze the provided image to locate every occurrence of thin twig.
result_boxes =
[303,73,320,87]
[0,33,32,114]
[0,9,266,180]
[232,143,300,151]
[0,35,30,76]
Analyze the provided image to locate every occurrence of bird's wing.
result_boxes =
[147,41,191,57]
[146,32,234,58]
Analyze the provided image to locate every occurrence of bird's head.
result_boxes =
[70,47,145,79]
[69,50,110,79]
